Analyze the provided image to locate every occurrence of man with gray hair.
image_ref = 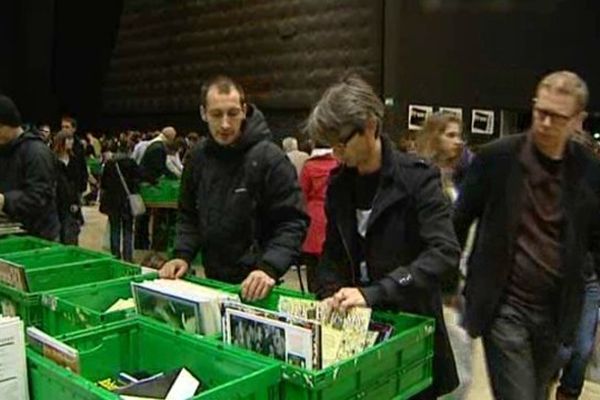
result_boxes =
[282,136,309,177]
[308,74,459,399]
[454,71,600,399]
[139,126,177,183]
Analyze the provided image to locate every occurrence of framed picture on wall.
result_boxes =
[471,109,495,134]
[438,107,463,120]
[408,105,433,130]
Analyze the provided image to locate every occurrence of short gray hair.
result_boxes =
[282,137,298,152]
[307,74,384,145]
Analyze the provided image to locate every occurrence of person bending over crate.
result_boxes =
[159,75,309,302]
[306,74,459,399]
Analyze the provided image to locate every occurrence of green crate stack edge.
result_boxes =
[0,246,141,328]
[219,285,435,400]
[140,178,180,203]
[27,317,282,400]
[0,235,60,257]
[39,275,236,336]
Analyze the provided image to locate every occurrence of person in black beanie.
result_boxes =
[0,95,60,240]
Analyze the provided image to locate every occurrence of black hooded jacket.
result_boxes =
[173,105,309,283]
[0,129,60,240]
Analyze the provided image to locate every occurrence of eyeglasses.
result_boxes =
[533,106,574,125]
[334,129,360,149]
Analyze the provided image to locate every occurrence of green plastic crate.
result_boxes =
[27,317,281,400]
[140,178,180,204]
[0,245,112,272]
[221,286,435,400]
[40,275,231,336]
[40,273,158,335]
[0,259,142,327]
[0,235,60,257]
[87,157,102,175]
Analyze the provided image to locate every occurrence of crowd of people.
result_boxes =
[1,69,599,400]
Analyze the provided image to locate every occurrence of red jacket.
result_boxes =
[299,152,338,255]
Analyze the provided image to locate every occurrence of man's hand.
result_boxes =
[158,258,189,279]
[329,287,367,313]
[241,270,276,301]
[0,193,5,211]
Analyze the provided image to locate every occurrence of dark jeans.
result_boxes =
[134,214,150,250]
[558,280,600,397]
[109,211,134,262]
[483,302,571,400]
[59,212,81,245]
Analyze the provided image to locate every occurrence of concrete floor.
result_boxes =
[80,206,600,399]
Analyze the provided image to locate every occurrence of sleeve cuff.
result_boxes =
[173,251,194,267]
[256,262,280,281]
[360,277,401,308]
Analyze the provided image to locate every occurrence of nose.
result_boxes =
[542,115,552,127]
[220,115,231,130]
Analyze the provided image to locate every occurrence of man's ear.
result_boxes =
[241,103,248,119]
[200,105,207,122]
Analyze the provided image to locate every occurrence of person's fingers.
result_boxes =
[158,264,173,279]
[174,262,188,279]
[241,277,251,300]
[339,297,357,314]
[256,279,271,300]
[248,277,264,301]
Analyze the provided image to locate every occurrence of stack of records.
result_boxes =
[132,279,239,336]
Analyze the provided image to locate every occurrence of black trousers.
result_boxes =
[482,302,570,400]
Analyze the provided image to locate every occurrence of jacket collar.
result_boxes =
[328,136,409,232]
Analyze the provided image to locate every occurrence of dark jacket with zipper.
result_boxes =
[0,129,60,240]
[315,137,460,396]
[173,105,309,283]
[453,133,600,345]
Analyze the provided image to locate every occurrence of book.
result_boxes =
[0,259,28,291]
[132,279,239,336]
[0,315,29,400]
[114,368,201,400]
[223,301,321,370]
[26,327,80,374]
[277,296,373,368]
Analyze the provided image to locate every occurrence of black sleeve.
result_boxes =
[453,153,488,248]
[73,140,88,193]
[173,158,202,265]
[140,143,167,183]
[362,168,461,307]
[314,191,351,299]
[3,144,58,220]
[257,156,310,279]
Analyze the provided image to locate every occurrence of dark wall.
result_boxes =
[383,0,600,142]
[0,0,122,130]
[101,0,384,138]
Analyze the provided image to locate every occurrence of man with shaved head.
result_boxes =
[160,75,308,302]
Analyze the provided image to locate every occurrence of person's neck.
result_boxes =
[357,138,382,175]
[533,139,565,161]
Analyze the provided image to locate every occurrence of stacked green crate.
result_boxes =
[40,275,233,336]
[140,178,180,204]
[228,286,435,400]
[27,317,282,400]
[0,247,141,327]
[0,235,60,257]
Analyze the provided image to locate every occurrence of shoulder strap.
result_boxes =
[114,160,132,196]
